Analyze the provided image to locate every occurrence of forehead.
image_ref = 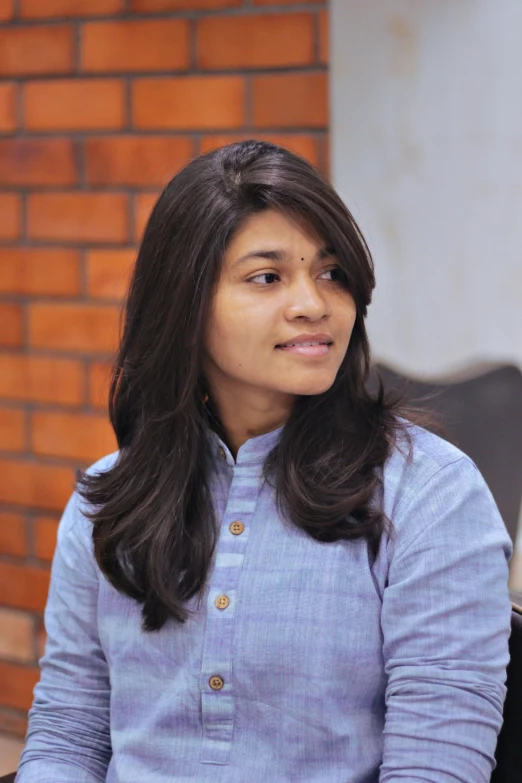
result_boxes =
[225,209,323,259]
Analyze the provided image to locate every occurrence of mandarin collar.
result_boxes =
[205,424,284,467]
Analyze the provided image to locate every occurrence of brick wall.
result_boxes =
[0,0,328,738]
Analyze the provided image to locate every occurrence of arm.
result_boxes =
[379,456,513,783]
[16,490,111,783]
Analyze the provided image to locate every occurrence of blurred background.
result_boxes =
[0,0,520,770]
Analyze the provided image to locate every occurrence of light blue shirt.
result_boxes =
[17,423,512,783]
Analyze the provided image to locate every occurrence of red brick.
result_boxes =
[29,303,121,353]
[319,9,328,65]
[319,133,329,177]
[82,19,189,73]
[0,83,17,133]
[0,608,34,663]
[0,248,80,296]
[21,0,124,17]
[132,76,245,130]
[86,136,192,187]
[0,138,76,186]
[0,660,40,710]
[33,411,116,462]
[134,192,160,241]
[253,0,317,4]
[24,79,125,131]
[34,517,59,562]
[0,193,21,240]
[0,0,14,21]
[200,133,319,166]
[0,459,74,510]
[0,562,50,613]
[0,408,26,452]
[28,192,129,243]
[89,360,111,410]
[0,355,84,405]
[131,0,241,9]
[198,13,314,70]
[0,26,73,77]
[0,706,28,738]
[0,512,26,557]
[252,72,327,128]
[0,304,23,348]
[86,249,135,299]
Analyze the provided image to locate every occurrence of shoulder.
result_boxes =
[384,420,472,501]
[56,450,120,557]
[381,421,509,554]
[75,449,120,520]
[84,449,120,480]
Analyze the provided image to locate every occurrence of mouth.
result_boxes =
[275,340,333,357]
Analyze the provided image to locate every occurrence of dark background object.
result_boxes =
[371,362,522,547]
[492,594,522,783]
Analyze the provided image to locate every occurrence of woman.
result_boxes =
[17,141,512,783]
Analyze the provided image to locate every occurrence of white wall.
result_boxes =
[331,0,522,377]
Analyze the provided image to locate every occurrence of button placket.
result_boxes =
[199,463,262,765]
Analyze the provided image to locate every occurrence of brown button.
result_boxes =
[229,520,244,535]
[209,675,224,691]
[215,595,230,610]
[218,446,226,461]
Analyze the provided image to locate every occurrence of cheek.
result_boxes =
[336,296,357,339]
[205,298,259,365]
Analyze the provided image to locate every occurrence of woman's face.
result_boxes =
[202,209,357,407]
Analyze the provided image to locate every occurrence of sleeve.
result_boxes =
[379,456,513,783]
[16,490,111,783]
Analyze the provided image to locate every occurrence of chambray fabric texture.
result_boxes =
[17,423,512,783]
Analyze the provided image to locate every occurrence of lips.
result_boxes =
[276,342,332,357]
[276,333,333,348]
[275,333,333,358]
[278,341,330,347]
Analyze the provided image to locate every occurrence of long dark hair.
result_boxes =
[79,140,412,632]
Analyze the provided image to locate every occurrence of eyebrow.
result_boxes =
[232,246,334,269]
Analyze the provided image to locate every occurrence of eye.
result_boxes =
[247,272,280,285]
[319,266,344,282]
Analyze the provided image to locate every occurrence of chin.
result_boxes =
[284,376,336,397]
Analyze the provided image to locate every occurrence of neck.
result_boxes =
[205,385,294,459]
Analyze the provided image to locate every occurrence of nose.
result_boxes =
[284,273,331,322]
